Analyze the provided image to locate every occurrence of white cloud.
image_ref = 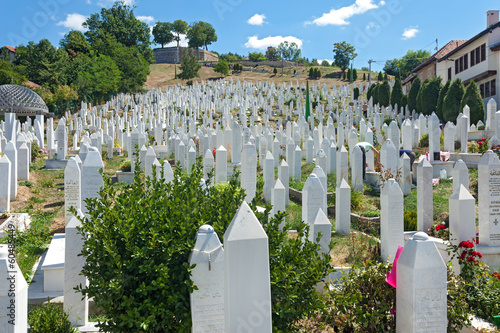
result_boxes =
[86,0,91,4]
[97,0,135,7]
[319,59,333,65]
[402,26,419,40]
[158,34,189,48]
[379,1,386,5]
[306,0,379,26]
[366,21,377,30]
[137,16,155,24]
[247,14,266,26]
[244,35,303,50]
[56,13,88,32]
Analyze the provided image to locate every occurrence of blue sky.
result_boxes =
[1,0,499,70]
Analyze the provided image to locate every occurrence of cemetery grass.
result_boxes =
[146,64,371,91]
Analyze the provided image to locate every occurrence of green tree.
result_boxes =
[308,67,314,79]
[171,19,188,63]
[265,47,280,60]
[417,77,441,116]
[248,52,266,62]
[75,52,121,102]
[152,22,174,48]
[443,78,465,123]
[377,72,383,81]
[315,68,321,79]
[178,48,201,80]
[346,68,351,81]
[353,87,360,100]
[273,67,277,75]
[60,30,90,59]
[187,21,217,50]
[321,60,330,67]
[367,83,376,102]
[460,80,485,125]
[333,41,357,74]
[436,80,450,121]
[401,94,408,109]
[311,58,319,66]
[383,49,431,80]
[277,41,301,75]
[371,84,380,105]
[83,1,154,63]
[363,72,366,81]
[353,68,358,81]
[378,80,391,107]
[391,77,403,109]
[384,73,388,81]
[408,77,421,112]
[14,39,70,91]
[213,59,229,77]
[0,59,26,85]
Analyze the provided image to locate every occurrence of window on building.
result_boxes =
[427,68,433,78]
[448,67,452,81]
[464,54,468,70]
[481,44,486,61]
[492,79,496,97]
[485,82,490,97]
[455,60,458,74]
[480,79,497,99]
[471,50,475,66]
[480,83,485,98]
[476,47,481,64]
[455,53,471,74]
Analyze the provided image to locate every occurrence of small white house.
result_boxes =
[436,10,500,108]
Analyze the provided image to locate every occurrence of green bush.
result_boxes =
[19,180,33,187]
[404,210,417,231]
[77,162,332,332]
[367,83,376,102]
[353,87,360,100]
[377,72,383,81]
[372,84,380,105]
[308,67,314,78]
[460,80,485,125]
[28,299,77,333]
[119,159,131,172]
[443,78,465,123]
[400,94,408,109]
[419,133,429,147]
[417,77,442,116]
[353,68,358,81]
[363,72,366,81]
[378,80,390,107]
[31,142,42,161]
[273,67,277,75]
[436,79,450,121]
[408,77,421,112]
[391,77,403,109]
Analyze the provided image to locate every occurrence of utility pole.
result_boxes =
[368,59,376,87]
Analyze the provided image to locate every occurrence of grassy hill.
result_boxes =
[145,63,373,91]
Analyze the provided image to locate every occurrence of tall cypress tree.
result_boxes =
[391,77,403,109]
[417,77,441,116]
[460,80,485,125]
[408,77,421,113]
[436,80,450,122]
[443,78,465,123]
[378,79,391,107]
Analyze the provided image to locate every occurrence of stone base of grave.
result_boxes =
[430,160,454,179]
[116,171,135,183]
[404,231,451,264]
[41,233,65,292]
[152,145,169,159]
[45,158,69,170]
[448,153,482,168]
[0,213,30,238]
[365,171,380,188]
[468,130,495,141]
[476,244,500,269]
[288,188,334,204]
[226,162,241,176]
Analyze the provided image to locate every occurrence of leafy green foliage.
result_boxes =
[377,72,383,82]
[443,78,465,123]
[321,60,330,66]
[372,84,380,105]
[60,30,90,58]
[332,41,357,73]
[248,51,266,62]
[383,49,431,80]
[75,51,121,101]
[378,79,391,107]
[391,77,403,109]
[436,80,450,121]
[171,20,189,48]
[460,80,485,125]
[28,299,77,333]
[417,77,442,116]
[277,41,301,63]
[408,77,421,112]
[0,59,26,85]
[273,67,278,75]
[178,48,201,80]
[353,68,358,81]
[265,47,280,60]
[83,1,153,63]
[213,59,229,77]
[187,21,217,50]
[353,87,360,100]
[403,210,417,231]
[152,22,174,48]
[400,94,408,109]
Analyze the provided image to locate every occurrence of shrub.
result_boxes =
[391,77,403,109]
[28,299,77,333]
[19,180,33,187]
[460,80,485,125]
[353,68,358,81]
[367,83,376,102]
[372,84,380,105]
[377,72,383,81]
[363,72,366,81]
[436,79,450,121]
[419,133,429,147]
[408,77,421,112]
[273,67,277,75]
[309,67,314,78]
[353,87,359,100]
[417,77,442,116]
[404,210,417,231]
[384,73,388,81]
[31,142,42,161]
[77,162,332,332]
[347,68,351,81]
[351,189,363,210]
[378,80,391,107]
[119,159,131,172]
[213,59,229,77]
[400,94,408,109]
[315,68,321,79]
[443,78,465,123]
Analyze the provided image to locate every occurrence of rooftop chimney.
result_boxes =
[487,10,499,28]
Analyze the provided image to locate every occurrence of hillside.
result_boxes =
[145,63,372,90]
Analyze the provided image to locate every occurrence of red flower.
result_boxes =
[459,241,474,248]
[481,138,486,141]
[467,256,476,263]
[478,141,483,146]
[435,224,447,231]
[460,251,467,260]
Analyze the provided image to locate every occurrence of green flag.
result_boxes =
[305,81,310,121]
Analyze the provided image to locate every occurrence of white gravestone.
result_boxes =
[0,155,11,213]
[336,146,348,183]
[478,151,500,246]
[190,225,225,333]
[224,202,272,333]
[417,158,433,233]
[302,173,326,226]
[4,142,17,201]
[449,185,476,248]
[241,143,257,202]
[309,208,331,256]
[452,159,469,193]
[81,148,104,215]
[278,160,289,207]
[335,179,351,235]
[381,179,404,261]
[263,151,274,203]
[396,232,447,333]
[215,145,227,184]
[350,145,364,192]
[64,157,81,225]
[271,179,286,230]
[64,211,88,326]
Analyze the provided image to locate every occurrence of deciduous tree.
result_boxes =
[152,22,174,48]
[333,41,357,74]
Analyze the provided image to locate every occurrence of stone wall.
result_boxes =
[153,47,218,64]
